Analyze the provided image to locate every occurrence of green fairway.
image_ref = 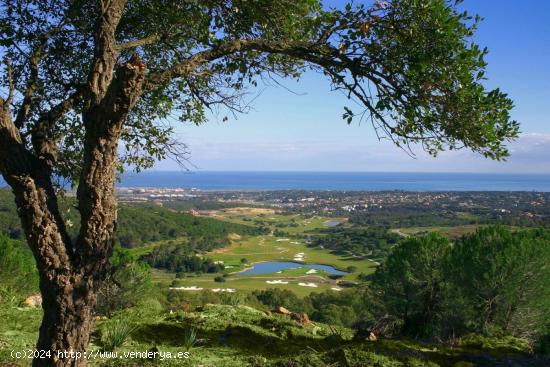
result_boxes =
[151,233,377,296]
[167,273,345,297]
[211,235,375,279]
[213,208,348,235]
[138,209,511,298]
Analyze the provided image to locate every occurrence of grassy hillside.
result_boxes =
[1,302,546,367]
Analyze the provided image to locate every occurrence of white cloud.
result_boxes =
[153,133,550,173]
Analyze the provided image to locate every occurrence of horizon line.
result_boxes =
[126,170,550,175]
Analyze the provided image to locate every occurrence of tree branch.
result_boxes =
[14,47,45,129]
[87,0,128,103]
[115,33,161,51]
[31,89,84,167]
[0,94,74,274]
[144,39,322,90]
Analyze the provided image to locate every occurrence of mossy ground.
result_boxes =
[1,302,546,367]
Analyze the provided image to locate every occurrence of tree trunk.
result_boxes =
[33,274,96,367]
[1,3,146,362]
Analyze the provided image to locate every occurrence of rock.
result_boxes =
[23,294,42,307]
[368,332,377,341]
[93,315,107,321]
[290,312,311,325]
[272,306,291,315]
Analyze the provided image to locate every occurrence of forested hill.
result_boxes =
[0,189,261,249]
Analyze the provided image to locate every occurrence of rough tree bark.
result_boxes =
[0,1,146,365]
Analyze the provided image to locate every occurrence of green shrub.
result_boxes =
[0,234,39,299]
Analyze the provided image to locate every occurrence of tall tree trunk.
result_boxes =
[1,62,145,367]
[34,273,95,367]
[0,2,145,364]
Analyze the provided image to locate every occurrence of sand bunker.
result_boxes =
[298,282,318,288]
[169,286,203,291]
[331,287,343,291]
[212,288,236,293]
[293,252,305,261]
[266,280,289,284]
[276,238,290,242]
[305,269,318,274]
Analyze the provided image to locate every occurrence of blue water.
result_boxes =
[115,171,550,192]
[2,171,549,191]
[238,261,348,276]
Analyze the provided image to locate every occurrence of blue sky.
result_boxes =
[157,0,550,173]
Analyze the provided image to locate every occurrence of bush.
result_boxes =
[0,234,39,299]
[96,247,154,317]
[214,276,226,283]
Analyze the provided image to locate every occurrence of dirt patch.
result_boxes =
[228,232,242,241]
[222,207,276,216]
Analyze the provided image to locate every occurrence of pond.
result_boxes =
[237,261,348,276]
[324,220,342,227]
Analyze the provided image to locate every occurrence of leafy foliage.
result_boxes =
[373,233,450,337]
[116,203,264,248]
[445,226,550,339]
[311,227,400,257]
[0,0,519,182]
[372,226,550,343]
[96,247,154,317]
[142,244,224,274]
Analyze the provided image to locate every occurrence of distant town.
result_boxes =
[116,187,550,225]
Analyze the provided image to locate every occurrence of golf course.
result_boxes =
[145,208,379,296]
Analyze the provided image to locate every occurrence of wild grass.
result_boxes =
[100,319,137,351]
[181,328,198,351]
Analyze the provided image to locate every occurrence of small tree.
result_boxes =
[0,1,518,365]
[445,226,550,338]
[373,233,450,337]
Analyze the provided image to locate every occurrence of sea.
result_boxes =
[1,171,549,192]
[113,171,550,192]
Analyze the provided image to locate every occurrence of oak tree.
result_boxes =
[0,0,518,365]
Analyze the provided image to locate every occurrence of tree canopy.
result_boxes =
[373,226,550,340]
[1,0,518,184]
